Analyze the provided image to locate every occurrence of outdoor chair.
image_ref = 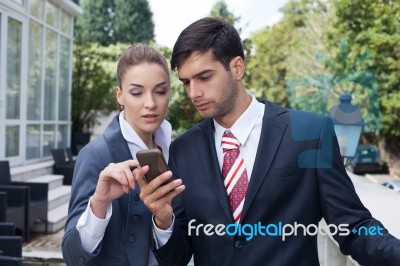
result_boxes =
[0,255,23,266]
[66,147,76,164]
[0,223,15,236]
[0,191,6,221]
[0,236,23,258]
[51,148,75,185]
[0,185,28,241]
[0,160,49,240]
[0,219,23,266]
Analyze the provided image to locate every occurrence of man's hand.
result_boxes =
[134,166,185,230]
[91,159,139,219]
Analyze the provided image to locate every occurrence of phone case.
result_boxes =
[136,149,170,184]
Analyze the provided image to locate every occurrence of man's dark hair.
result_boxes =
[171,17,244,71]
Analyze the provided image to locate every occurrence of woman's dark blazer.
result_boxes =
[62,115,154,266]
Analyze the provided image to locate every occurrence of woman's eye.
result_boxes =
[131,92,142,97]
[155,90,166,95]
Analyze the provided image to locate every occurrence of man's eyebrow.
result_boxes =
[179,69,214,81]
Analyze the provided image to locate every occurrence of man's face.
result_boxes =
[177,50,239,120]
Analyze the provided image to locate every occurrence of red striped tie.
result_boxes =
[221,131,248,223]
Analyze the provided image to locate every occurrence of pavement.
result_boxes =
[22,229,65,266]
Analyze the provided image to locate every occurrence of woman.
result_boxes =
[62,43,172,266]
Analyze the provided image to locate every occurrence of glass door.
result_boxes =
[0,12,25,165]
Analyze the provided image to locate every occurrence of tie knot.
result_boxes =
[222,131,240,152]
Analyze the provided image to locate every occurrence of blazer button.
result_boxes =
[79,256,86,264]
[234,240,243,249]
[131,215,140,222]
[128,234,136,243]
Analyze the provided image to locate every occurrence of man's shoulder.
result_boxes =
[172,119,211,145]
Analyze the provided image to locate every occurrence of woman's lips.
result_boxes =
[142,114,158,123]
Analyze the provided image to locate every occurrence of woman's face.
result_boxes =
[116,62,170,139]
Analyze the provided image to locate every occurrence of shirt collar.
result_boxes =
[119,111,171,150]
[214,94,264,147]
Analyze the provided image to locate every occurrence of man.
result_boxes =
[135,17,400,266]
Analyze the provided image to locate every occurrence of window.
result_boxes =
[0,0,76,165]
[27,20,43,120]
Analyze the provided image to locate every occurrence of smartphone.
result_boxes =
[136,149,171,184]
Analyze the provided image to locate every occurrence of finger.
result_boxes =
[134,165,150,188]
[145,178,182,203]
[122,165,135,191]
[126,159,140,169]
[145,171,174,192]
[166,184,185,201]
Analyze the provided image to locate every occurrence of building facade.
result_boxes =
[0,0,81,167]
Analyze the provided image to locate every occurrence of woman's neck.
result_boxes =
[141,134,157,149]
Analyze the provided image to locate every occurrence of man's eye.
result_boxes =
[200,76,210,81]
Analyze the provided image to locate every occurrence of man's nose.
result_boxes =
[188,82,203,99]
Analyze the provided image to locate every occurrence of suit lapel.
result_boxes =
[103,115,133,163]
[195,119,233,222]
[241,100,288,221]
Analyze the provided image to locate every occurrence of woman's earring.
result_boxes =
[120,104,124,110]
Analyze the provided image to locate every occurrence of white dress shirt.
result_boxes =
[76,111,172,265]
[213,94,265,179]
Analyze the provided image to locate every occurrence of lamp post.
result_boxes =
[330,93,365,166]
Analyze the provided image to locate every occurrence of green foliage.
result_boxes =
[77,0,154,45]
[71,23,128,133]
[210,0,238,26]
[113,0,154,43]
[246,0,332,107]
[328,0,400,137]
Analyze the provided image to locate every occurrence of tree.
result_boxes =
[77,0,154,45]
[76,0,115,45]
[113,0,154,43]
[328,0,400,157]
[245,0,333,108]
[210,0,238,26]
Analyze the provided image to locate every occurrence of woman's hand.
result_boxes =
[90,159,139,218]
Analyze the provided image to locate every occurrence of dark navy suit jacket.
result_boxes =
[62,116,154,266]
[156,100,400,266]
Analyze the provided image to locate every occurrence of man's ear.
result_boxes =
[229,56,245,81]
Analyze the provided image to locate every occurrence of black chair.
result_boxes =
[0,219,23,266]
[51,148,75,185]
[0,186,27,241]
[0,191,6,222]
[66,147,76,164]
[0,161,49,240]
[0,255,23,266]
[0,223,15,236]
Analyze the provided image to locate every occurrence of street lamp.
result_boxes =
[330,93,365,165]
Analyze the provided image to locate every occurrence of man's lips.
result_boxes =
[194,102,211,111]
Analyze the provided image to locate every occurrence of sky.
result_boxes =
[148,0,290,48]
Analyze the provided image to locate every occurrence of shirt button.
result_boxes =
[128,234,136,243]
[234,240,243,249]
[131,215,140,222]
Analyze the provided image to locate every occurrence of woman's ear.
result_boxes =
[115,87,123,105]
[229,56,245,81]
